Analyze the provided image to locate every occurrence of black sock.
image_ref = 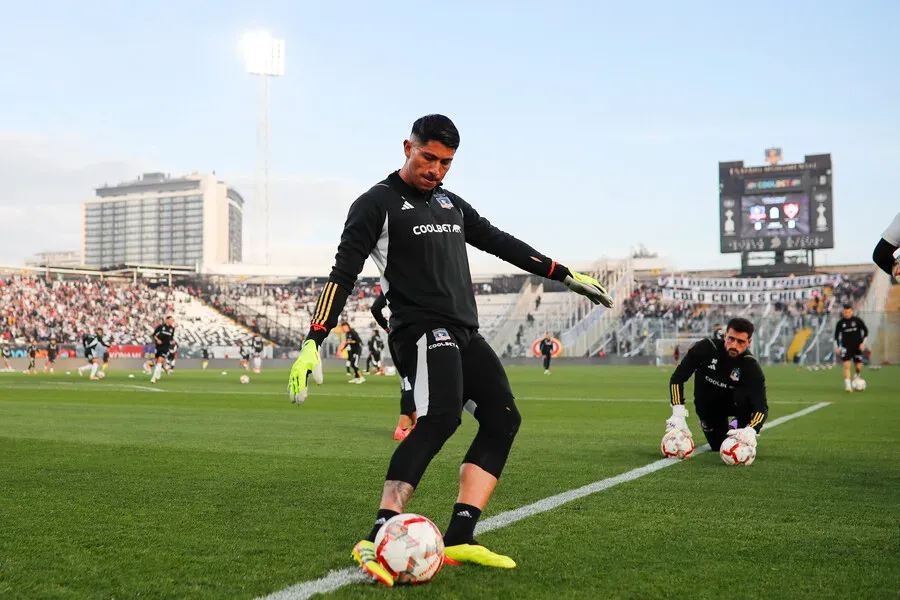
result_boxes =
[366,509,399,542]
[443,503,482,546]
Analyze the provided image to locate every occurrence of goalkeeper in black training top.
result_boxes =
[287,114,614,584]
[665,317,768,455]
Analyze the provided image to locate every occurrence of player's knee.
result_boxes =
[482,397,521,440]
[413,413,460,442]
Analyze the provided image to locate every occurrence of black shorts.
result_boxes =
[839,347,863,363]
[390,323,515,421]
[47,353,57,362]
[155,346,170,359]
[370,350,382,362]
[348,351,361,369]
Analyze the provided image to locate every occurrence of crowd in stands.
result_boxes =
[620,284,723,334]
[0,276,179,345]
[0,268,877,356]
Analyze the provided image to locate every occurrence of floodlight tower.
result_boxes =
[242,30,285,265]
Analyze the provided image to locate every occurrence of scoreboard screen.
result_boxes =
[741,193,810,238]
[718,154,833,253]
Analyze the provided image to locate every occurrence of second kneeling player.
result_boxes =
[666,317,768,455]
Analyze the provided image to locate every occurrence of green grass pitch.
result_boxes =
[1,364,898,599]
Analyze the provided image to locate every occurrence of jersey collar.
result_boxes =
[388,170,439,201]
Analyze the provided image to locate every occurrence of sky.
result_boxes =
[1,0,898,275]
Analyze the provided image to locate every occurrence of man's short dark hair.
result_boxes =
[726,317,754,338]
[410,114,460,150]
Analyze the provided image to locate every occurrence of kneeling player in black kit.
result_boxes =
[666,317,768,455]
[287,114,614,585]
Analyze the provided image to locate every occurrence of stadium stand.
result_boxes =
[0,266,883,367]
[0,276,252,348]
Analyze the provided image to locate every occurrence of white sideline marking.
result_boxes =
[0,382,818,406]
[129,385,164,393]
[255,401,832,600]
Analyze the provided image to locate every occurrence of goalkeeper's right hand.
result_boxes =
[288,339,324,406]
[665,404,691,436]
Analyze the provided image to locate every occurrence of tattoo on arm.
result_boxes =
[381,480,415,512]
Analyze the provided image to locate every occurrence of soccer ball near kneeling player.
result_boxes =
[720,436,756,466]
[660,428,695,459]
[374,514,444,584]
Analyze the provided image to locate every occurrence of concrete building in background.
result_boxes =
[25,251,83,268]
[82,172,244,269]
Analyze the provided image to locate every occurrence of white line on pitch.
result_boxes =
[0,383,818,406]
[128,385,164,393]
[255,401,832,600]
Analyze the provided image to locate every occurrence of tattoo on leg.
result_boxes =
[382,480,415,511]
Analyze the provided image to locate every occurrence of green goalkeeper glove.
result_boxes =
[563,270,614,308]
[288,339,324,406]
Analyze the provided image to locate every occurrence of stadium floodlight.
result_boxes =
[241,30,285,265]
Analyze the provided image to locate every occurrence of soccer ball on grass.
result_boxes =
[239,375,250,384]
[720,437,756,466]
[374,513,444,584]
[852,378,866,392]
[660,429,695,459]
[97,371,105,379]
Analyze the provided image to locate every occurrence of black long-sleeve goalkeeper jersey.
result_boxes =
[307,171,573,343]
[669,338,768,431]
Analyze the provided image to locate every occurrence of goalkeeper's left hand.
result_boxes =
[288,339,324,406]
[726,426,758,448]
[563,270,614,308]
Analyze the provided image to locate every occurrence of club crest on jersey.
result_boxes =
[433,328,451,342]
[435,193,454,209]
[730,368,741,382]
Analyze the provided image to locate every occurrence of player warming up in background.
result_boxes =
[372,291,417,440]
[666,318,768,455]
[239,342,251,372]
[252,335,264,373]
[43,337,59,373]
[539,332,554,375]
[78,328,107,380]
[287,114,614,585]
[365,329,385,375]
[163,341,179,374]
[201,347,210,370]
[873,210,900,279]
[834,304,868,392]
[1,342,12,372]
[25,339,38,374]
[150,316,175,384]
[338,322,365,384]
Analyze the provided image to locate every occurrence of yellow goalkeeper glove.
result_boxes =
[288,339,324,405]
[563,270,614,308]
